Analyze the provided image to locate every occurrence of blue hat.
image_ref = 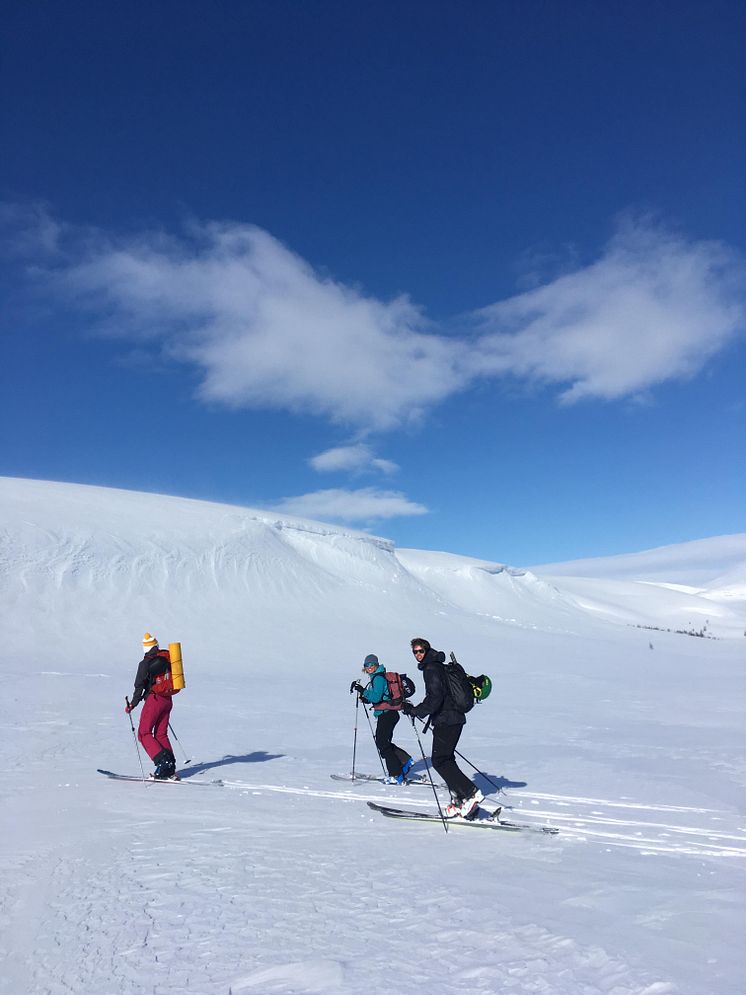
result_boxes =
[363,654,379,668]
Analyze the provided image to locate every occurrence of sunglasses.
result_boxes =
[412,647,426,655]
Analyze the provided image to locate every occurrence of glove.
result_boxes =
[351,682,365,695]
[401,701,414,717]
[125,703,133,714]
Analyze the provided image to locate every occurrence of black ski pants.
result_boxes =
[431,721,474,801]
[375,710,412,777]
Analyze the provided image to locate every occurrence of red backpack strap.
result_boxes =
[382,672,404,710]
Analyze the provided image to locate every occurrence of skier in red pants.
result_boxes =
[125,633,177,779]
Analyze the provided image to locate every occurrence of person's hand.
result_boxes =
[351,682,365,695]
[401,701,414,716]
[125,703,133,714]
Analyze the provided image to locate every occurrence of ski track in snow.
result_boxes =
[220,780,746,860]
[500,789,746,859]
[89,772,746,861]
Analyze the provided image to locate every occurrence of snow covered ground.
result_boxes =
[1,477,744,995]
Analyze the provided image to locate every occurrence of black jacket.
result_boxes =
[409,648,465,727]
[130,647,168,707]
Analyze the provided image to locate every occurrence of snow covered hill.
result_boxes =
[1,476,745,995]
[533,534,746,597]
[399,545,746,638]
[532,533,746,584]
[2,477,744,663]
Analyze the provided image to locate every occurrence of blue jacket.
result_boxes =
[361,665,391,717]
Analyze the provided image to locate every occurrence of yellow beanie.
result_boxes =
[143,632,158,651]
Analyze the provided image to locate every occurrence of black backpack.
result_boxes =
[444,652,493,712]
[443,654,476,712]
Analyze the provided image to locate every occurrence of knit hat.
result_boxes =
[363,654,379,668]
[143,632,158,651]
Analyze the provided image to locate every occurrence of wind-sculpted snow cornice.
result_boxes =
[268,518,394,552]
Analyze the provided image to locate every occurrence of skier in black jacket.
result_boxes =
[402,637,482,818]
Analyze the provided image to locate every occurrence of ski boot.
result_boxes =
[458,788,484,819]
[445,788,484,819]
[152,748,178,780]
[401,758,415,780]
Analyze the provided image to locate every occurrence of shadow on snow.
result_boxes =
[474,773,528,797]
[409,759,527,797]
[180,751,284,778]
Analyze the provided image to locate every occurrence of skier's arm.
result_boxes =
[410,666,445,719]
[129,657,150,708]
[361,673,387,705]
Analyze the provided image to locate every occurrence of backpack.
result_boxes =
[380,671,416,710]
[444,652,492,712]
[149,649,180,697]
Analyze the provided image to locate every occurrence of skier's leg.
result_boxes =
[375,711,404,776]
[152,696,174,754]
[151,697,176,775]
[389,712,412,768]
[137,695,162,760]
[431,723,474,800]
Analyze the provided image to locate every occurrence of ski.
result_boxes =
[97,768,223,786]
[331,772,434,787]
[367,801,559,834]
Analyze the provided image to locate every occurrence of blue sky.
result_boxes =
[1,0,744,565]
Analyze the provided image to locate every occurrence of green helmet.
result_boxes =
[472,674,492,702]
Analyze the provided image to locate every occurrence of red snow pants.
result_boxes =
[138,693,173,759]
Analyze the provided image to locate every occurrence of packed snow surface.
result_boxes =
[1,477,745,995]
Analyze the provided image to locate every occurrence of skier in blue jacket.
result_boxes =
[352,654,414,783]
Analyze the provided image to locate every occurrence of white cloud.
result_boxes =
[50,220,464,430]
[468,216,745,402]
[10,206,745,425]
[309,444,398,475]
[269,487,428,524]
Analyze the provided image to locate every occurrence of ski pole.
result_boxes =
[410,715,448,834]
[350,684,360,780]
[362,699,387,777]
[125,697,147,782]
[452,747,502,793]
[167,722,191,764]
[414,716,502,793]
